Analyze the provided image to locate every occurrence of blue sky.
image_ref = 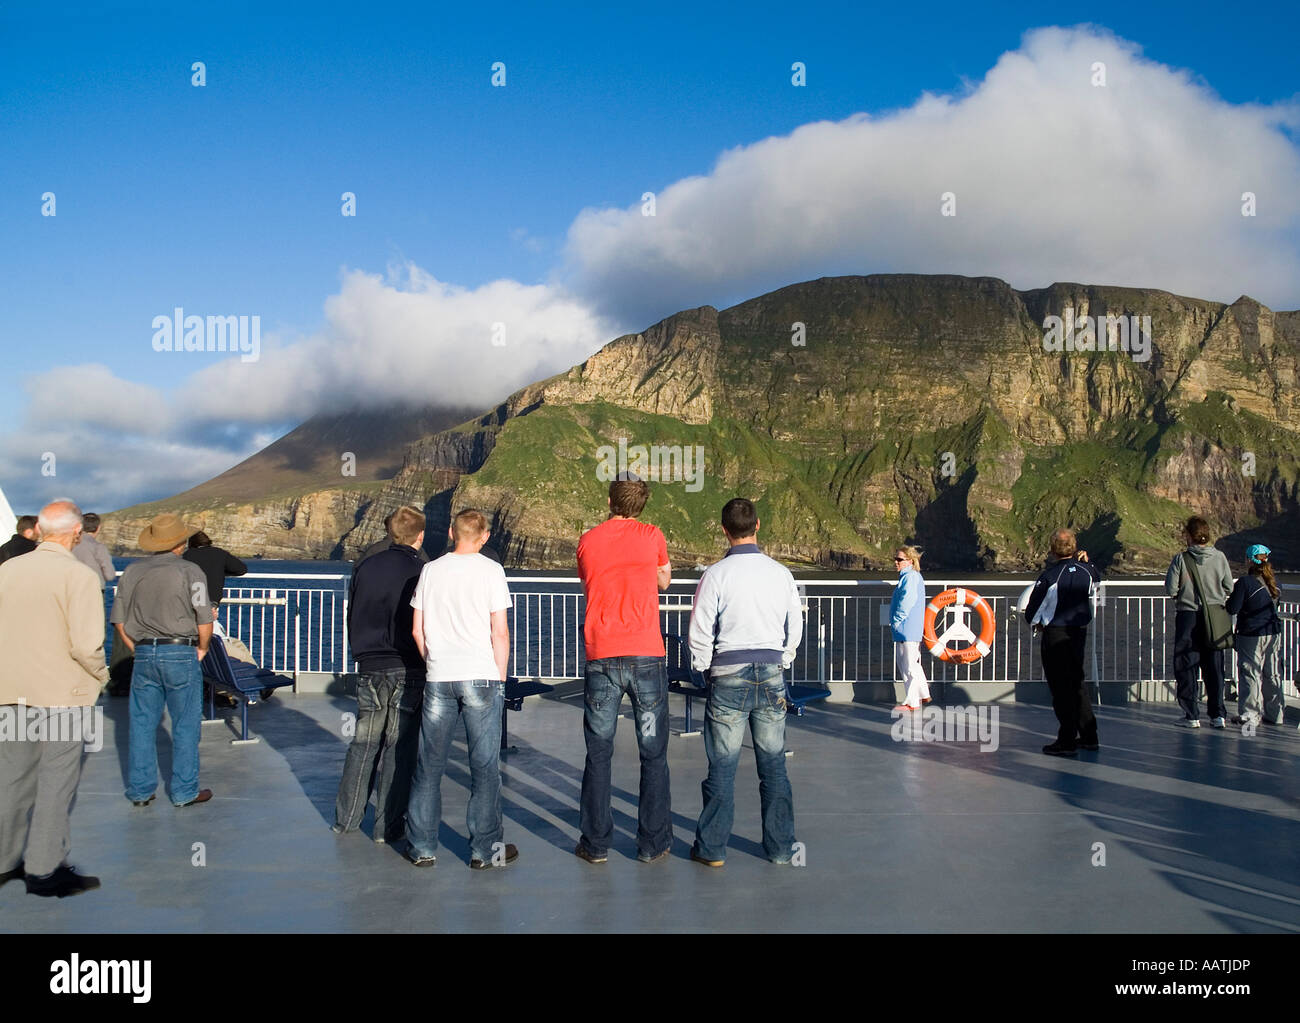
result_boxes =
[1,1,1298,513]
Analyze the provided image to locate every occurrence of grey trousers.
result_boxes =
[0,708,85,878]
[1236,633,1284,724]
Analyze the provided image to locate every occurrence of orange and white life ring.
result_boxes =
[922,587,996,664]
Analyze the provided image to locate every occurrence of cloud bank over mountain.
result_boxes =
[562,27,1300,324]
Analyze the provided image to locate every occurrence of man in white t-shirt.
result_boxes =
[404,509,518,870]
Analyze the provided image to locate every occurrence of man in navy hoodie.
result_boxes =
[333,505,427,843]
[1024,528,1102,756]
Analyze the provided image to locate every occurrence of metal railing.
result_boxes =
[108,574,1300,696]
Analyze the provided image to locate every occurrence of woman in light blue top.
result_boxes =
[889,545,929,710]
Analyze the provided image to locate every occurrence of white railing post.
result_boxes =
[341,594,349,674]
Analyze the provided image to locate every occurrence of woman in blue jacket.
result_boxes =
[1226,544,1284,730]
[890,545,929,711]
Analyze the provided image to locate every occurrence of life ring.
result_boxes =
[922,587,996,664]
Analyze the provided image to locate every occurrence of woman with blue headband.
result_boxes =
[1225,544,1284,731]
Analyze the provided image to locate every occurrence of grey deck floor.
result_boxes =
[3,691,1298,933]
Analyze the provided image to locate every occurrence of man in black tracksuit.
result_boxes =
[333,505,428,843]
[0,515,39,565]
[1024,528,1102,756]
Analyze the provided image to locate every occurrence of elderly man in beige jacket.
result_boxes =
[0,498,108,898]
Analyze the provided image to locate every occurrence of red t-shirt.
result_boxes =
[577,518,669,660]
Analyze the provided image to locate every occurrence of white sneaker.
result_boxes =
[1211,717,1226,729]
[1176,717,1201,729]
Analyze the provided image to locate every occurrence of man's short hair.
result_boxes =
[721,498,758,539]
[1049,528,1077,559]
[37,501,81,537]
[82,512,102,533]
[390,505,425,546]
[452,508,489,543]
[188,530,213,549]
[1185,516,1211,545]
[609,479,649,518]
[16,515,38,534]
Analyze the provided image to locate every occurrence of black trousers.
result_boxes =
[1173,609,1226,720]
[1041,625,1096,747]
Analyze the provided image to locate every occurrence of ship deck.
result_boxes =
[3,690,1298,933]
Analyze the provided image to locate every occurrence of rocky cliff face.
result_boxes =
[105,275,1300,571]
[100,486,379,560]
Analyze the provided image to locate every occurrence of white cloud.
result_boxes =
[23,364,172,436]
[0,422,246,515]
[173,265,619,425]
[562,26,1300,323]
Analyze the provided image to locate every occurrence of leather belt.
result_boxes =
[135,637,198,646]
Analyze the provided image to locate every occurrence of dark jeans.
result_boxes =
[334,666,424,840]
[578,656,671,859]
[1173,609,1226,720]
[694,663,796,863]
[1040,626,1096,748]
[127,645,202,805]
[405,679,504,863]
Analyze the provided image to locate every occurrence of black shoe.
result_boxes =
[574,843,607,865]
[0,861,24,887]
[1077,739,1100,751]
[25,865,100,898]
[1042,743,1078,756]
[405,848,436,867]
[471,843,518,869]
[260,688,276,701]
[130,793,156,807]
[637,848,670,864]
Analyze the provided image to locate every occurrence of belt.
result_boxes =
[135,637,198,646]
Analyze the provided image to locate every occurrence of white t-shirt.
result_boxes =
[410,552,512,683]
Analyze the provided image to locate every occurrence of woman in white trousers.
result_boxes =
[890,546,930,711]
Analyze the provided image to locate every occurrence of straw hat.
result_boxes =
[138,513,201,553]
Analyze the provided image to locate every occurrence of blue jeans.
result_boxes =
[694,663,796,863]
[126,644,203,805]
[405,679,504,862]
[579,657,671,859]
[334,667,424,840]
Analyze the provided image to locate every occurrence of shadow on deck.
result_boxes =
[2,691,1297,933]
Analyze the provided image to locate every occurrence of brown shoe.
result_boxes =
[574,843,607,864]
[470,843,518,869]
[691,848,724,868]
[175,789,212,808]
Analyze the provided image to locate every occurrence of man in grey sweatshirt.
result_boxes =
[1164,516,1234,728]
[688,498,803,866]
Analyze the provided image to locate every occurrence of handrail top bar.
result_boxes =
[116,571,1292,590]
[505,577,1186,588]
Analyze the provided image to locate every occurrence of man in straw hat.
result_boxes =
[110,513,215,808]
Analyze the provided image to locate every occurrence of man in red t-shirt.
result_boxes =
[574,476,672,864]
